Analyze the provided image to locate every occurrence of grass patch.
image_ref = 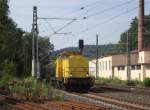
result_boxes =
[51,89,64,101]
[8,77,64,101]
[0,74,65,101]
[95,77,111,84]
[143,78,150,87]
[96,77,143,86]
[0,73,16,87]
[9,78,47,100]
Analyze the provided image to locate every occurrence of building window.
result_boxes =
[136,65,141,70]
[105,61,107,70]
[117,67,119,70]
[120,66,125,70]
[99,62,101,70]
[131,65,136,70]
[109,60,111,70]
[146,65,150,69]
[101,62,102,70]
[118,66,125,70]
[103,62,104,70]
[141,57,143,62]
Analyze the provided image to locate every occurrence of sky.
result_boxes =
[9,0,150,50]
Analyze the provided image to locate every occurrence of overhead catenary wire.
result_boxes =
[81,0,104,9]
[77,6,138,35]
[37,0,150,40]
[49,19,76,37]
[80,0,133,20]
[37,1,134,37]
[53,0,132,21]
[61,0,131,21]
[57,0,104,19]
[80,1,150,35]
[83,0,150,20]
[43,19,56,33]
[58,6,85,18]
[54,32,75,37]
[38,17,76,21]
[38,16,78,37]
[79,1,150,34]
[67,0,134,22]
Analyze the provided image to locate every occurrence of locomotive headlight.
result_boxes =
[86,73,89,76]
[70,73,72,77]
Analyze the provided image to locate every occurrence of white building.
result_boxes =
[89,0,150,81]
[89,50,150,81]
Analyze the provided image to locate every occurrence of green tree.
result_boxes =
[0,0,54,78]
[117,15,150,52]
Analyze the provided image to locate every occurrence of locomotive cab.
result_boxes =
[55,52,94,91]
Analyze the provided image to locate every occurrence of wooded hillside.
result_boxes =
[0,0,52,77]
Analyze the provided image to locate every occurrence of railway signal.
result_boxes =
[79,39,84,54]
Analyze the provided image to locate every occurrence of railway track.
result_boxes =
[8,83,146,110]
[0,88,107,110]
[90,92,150,107]
[1,85,150,110]
[61,90,150,110]
[0,94,107,110]
[94,84,150,95]
[83,93,150,110]
[89,84,150,107]
[12,101,107,110]
[0,95,107,110]
[88,84,150,109]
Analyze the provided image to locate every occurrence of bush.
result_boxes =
[9,78,60,101]
[1,61,17,76]
[95,78,111,84]
[95,77,144,86]
[30,80,49,99]
[96,77,126,85]
[0,73,15,87]
[143,78,150,87]
[51,89,64,101]
[111,77,126,85]
[126,80,142,86]
[9,81,26,96]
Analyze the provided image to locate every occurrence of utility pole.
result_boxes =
[35,7,40,79]
[32,6,39,78]
[138,0,144,51]
[127,31,131,84]
[23,34,27,75]
[36,30,40,79]
[96,34,99,78]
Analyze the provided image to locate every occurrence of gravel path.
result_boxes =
[95,92,150,105]
[90,87,150,106]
